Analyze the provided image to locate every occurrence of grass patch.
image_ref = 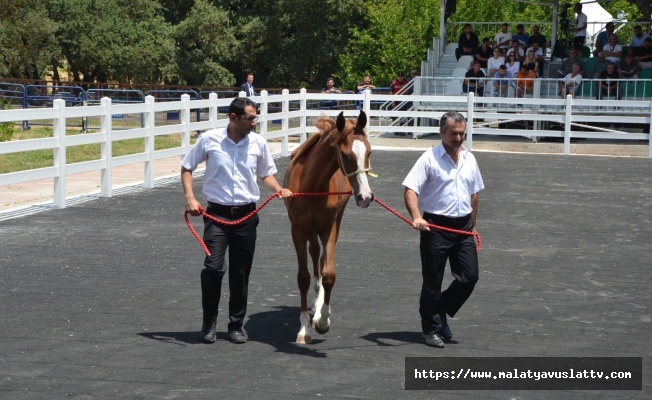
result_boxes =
[0,126,196,174]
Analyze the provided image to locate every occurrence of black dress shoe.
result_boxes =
[228,330,247,344]
[199,321,217,344]
[440,313,452,341]
[423,333,445,348]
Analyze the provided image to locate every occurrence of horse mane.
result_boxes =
[291,115,354,160]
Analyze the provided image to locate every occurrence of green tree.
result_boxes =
[46,0,175,84]
[338,0,439,91]
[216,0,366,89]
[0,0,59,80]
[171,0,238,86]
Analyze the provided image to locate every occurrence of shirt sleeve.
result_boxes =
[256,139,278,178]
[180,135,207,171]
[402,152,430,195]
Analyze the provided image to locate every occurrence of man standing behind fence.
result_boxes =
[403,112,484,348]
[181,97,292,345]
[240,73,257,97]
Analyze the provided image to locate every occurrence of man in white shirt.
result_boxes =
[603,34,623,67]
[571,3,588,52]
[493,23,512,54]
[403,112,484,348]
[559,63,583,98]
[181,97,293,345]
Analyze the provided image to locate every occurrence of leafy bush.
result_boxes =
[0,101,14,142]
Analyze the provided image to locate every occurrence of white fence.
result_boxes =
[1,89,651,209]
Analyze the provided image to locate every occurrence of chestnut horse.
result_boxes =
[283,111,374,344]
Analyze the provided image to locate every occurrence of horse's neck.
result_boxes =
[302,138,341,189]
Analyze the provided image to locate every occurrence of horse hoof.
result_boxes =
[296,333,312,344]
[314,324,330,335]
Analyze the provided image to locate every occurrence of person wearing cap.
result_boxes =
[456,24,479,60]
[512,24,530,50]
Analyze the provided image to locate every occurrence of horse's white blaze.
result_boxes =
[351,140,373,207]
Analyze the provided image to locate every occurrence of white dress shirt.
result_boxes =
[181,128,277,205]
[402,143,484,217]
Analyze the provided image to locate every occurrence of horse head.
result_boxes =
[335,111,374,208]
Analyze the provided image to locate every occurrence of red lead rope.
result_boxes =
[184,191,481,255]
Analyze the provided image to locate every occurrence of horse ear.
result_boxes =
[356,111,367,130]
[336,112,346,131]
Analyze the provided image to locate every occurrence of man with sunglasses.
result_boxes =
[181,97,293,345]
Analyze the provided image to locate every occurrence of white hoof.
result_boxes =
[296,333,312,344]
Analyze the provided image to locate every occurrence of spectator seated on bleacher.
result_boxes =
[523,51,540,78]
[525,42,544,77]
[597,63,620,100]
[619,49,640,81]
[516,64,537,98]
[492,65,514,97]
[555,48,585,78]
[505,52,521,76]
[456,24,479,61]
[635,38,652,69]
[512,24,530,50]
[463,61,486,96]
[629,25,649,56]
[587,52,609,79]
[559,63,582,98]
[593,22,616,58]
[603,34,622,68]
[475,38,493,69]
[492,23,512,54]
[488,48,505,77]
[506,39,525,63]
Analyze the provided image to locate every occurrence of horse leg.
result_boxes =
[313,224,339,335]
[292,226,312,344]
[308,233,320,312]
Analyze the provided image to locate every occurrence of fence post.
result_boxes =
[144,95,155,188]
[467,92,475,150]
[281,89,289,157]
[648,100,652,159]
[563,94,573,155]
[260,90,268,138]
[208,92,217,134]
[53,99,67,209]
[363,89,371,114]
[100,97,113,198]
[299,88,307,144]
[180,94,191,155]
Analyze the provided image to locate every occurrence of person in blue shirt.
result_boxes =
[512,24,530,50]
[492,65,514,97]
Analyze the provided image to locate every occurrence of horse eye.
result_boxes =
[340,151,350,160]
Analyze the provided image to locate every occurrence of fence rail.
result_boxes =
[0,89,650,209]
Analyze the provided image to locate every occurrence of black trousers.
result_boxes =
[573,36,585,52]
[201,203,258,332]
[419,213,479,335]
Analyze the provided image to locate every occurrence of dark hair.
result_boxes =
[482,37,490,43]
[229,97,256,116]
[326,77,335,82]
[440,112,466,133]
[517,24,524,29]
[398,71,405,76]
[499,64,507,70]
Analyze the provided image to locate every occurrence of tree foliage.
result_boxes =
[46,0,175,84]
[338,0,439,91]
[0,0,59,80]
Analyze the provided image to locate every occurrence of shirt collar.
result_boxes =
[434,142,468,160]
